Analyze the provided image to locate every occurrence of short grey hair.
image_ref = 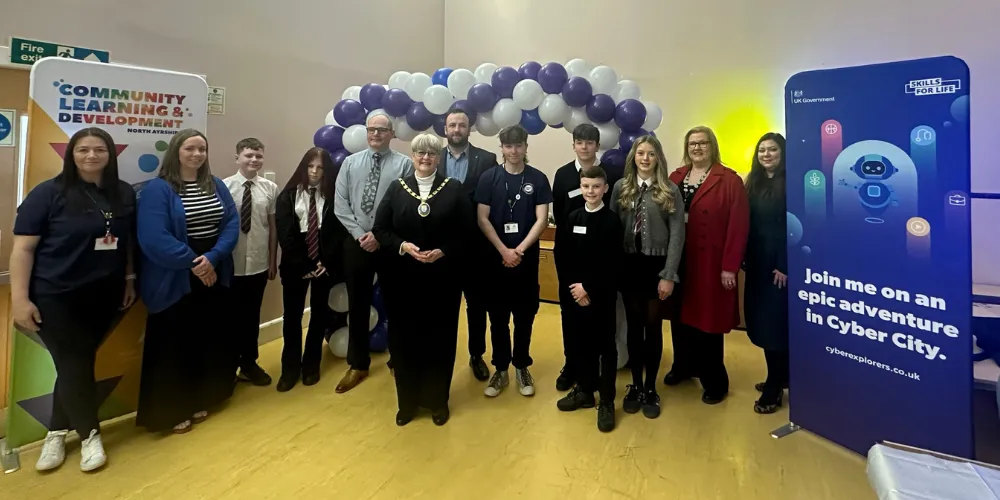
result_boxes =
[367,111,393,131]
[410,133,442,153]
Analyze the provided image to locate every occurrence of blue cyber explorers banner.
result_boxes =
[784,56,972,457]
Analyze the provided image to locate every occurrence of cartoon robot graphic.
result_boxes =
[831,140,917,225]
[850,154,898,219]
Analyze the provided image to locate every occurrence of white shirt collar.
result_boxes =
[574,157,601,171]
[235,170,256,184]
[585,202,605,213]
[637,176,653,189]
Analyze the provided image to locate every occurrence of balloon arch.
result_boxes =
[313,59,662,171]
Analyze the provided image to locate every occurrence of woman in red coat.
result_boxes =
[665,126,749,405]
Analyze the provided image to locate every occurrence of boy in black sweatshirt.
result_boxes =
[555,166,624,432]
[552,124,620,392]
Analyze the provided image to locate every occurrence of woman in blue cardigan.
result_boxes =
[136,129,239,434]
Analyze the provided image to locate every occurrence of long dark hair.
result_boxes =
[745,132,786,199]
[159,128,215,194]
[284,147,337,200]
[58,127,122,210]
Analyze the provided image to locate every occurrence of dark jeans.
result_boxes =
[572,298,618,402]
[343,239,378,371]
[488,247,539,371]
[281,273,333,376]
[670,320,730,396]
[232,271,269,369]
[34,275,123,438]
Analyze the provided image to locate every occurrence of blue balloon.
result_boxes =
[369,320,388,352]
[359,83,386,111]
[467,83,498,113]
[406,102,434,131]
[562,77,593,108]
[333,99,366,127]
[372,284,385,313]
[520,109,545,135]
[433,114,447,137]
[381,88,412,117]
[551,122,564,129]
[585,94,616,123]
[432,67,453,86]
[537,62,568,94]
[518,61,542,81]
[491,66,522,99]
[614,99,647,133]
[313,125,344,152]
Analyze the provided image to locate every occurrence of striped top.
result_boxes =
[181,181,224,240]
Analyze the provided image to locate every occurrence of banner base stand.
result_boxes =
[1,438,20,474]
[770,422,801,439]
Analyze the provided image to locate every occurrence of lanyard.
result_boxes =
[505,170,526,218]
[82,188,116,243]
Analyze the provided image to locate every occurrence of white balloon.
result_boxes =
[369,306,379,331]
[563,107,591,134]
[392,117,417,141]
[328,327,350,358]
[423,84,454,115]
[341,85,362,101]
[447,68,477,100]
[612,80,642,102]
[565,58,593,79]
[474,63,498,84]
[324,109,338,126]
[475,111,500,137]
[642,101,663,131]
[492,98,521,128]
[537,94,570,126]
[388,71,411,89]
[404,72,432,102]
[328,282,349,312]
[596,122,621,151]
[588,66,619,96]
[512,79,544,111]
[342,124,369,153]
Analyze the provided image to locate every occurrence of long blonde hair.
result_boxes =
[681,125,722,167]
[618,135,676,213]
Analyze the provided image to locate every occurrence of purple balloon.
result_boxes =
[491,66,522,99]
[586,94,616,123]
[518,61,542,81]
[619,128,649,152]
[381,88,412,117]
[333,99,366,127]
[614,99,648,133]
[562,77,593,108]
[433,114,447,137]
[537,62,568,94]
[601,149,626,170]
[313,125,345,152]
[551,123,564,129]
[406,102,434,131]
[359,83,386,111]
[451,99,479,124]
[467,83,498,113]
[330,149,349,168]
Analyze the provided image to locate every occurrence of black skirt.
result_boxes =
[621,250,668,301]
[136,236,236,432]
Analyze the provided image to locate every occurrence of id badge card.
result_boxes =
[684,212,689,224]
[573,225,587,234]
[95,236,119,251]
[504,222,519,234]
[568,188,582,198]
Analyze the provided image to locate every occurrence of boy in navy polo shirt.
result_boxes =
[475,125,552,398]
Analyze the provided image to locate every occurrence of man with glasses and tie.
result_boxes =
[224,138,279,387]
[334,113,413,393]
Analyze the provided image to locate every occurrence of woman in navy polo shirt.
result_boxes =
[11,127,136,472]
[135,129,239,434]
[475,125,552,399]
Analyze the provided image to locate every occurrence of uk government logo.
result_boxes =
[904,78,961,96]
[789,90,835,104]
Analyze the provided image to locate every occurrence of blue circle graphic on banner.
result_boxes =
[138,154,160,173]
[0,113,11,143]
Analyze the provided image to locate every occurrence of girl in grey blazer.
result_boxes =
[610,135,685,420]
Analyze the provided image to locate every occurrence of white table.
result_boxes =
[867,443,1000,499]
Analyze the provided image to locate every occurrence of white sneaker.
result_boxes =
[484,370,509,397]
[36,430,68,471]
[516,368,535,397]
[80,429,107,472]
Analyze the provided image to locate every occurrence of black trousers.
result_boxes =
[670,321,729,396]
[34,275,123,438]
[572,298,618,402]
[232,271,269,369]
[281,273,333,376]
[557,274,580,377]
[343,239,377,371]
[488,247,539,370]
[463,260,489,358]
[761,349,789,402]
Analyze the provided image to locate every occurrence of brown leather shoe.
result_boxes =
[335,369,369,393]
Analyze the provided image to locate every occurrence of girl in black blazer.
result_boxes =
[274,147,347,392]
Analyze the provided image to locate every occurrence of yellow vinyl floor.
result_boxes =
[2,303,873,500]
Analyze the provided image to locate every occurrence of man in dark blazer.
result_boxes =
[439,108,498,382]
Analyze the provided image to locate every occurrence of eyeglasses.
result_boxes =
[367,127,390,134]
[688,141,711,149]
[413,151,438,158]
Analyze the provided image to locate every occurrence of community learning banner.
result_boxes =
[784,56,973,457]
[5,57,207,448]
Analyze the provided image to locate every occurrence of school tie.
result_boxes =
[240,180,253,234]
[361,152,383,214]
[306,187,320,261]
[634,183,648,235]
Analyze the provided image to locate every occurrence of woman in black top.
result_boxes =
[274,147,347,392]
[11,127,136,472]
[743,132,789,414]
[373,133,470,426]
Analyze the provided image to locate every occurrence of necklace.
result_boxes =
[399,177,450,217]
[686,165,711,187]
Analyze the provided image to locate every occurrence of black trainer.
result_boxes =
[597,401,616,432]
[663,370,692,386]
[642,389,661,419]
[556,367,575,392]
[557,386,595,411]
[470,356,490,382]
[622,384,644,414]
[238,364,272,386]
